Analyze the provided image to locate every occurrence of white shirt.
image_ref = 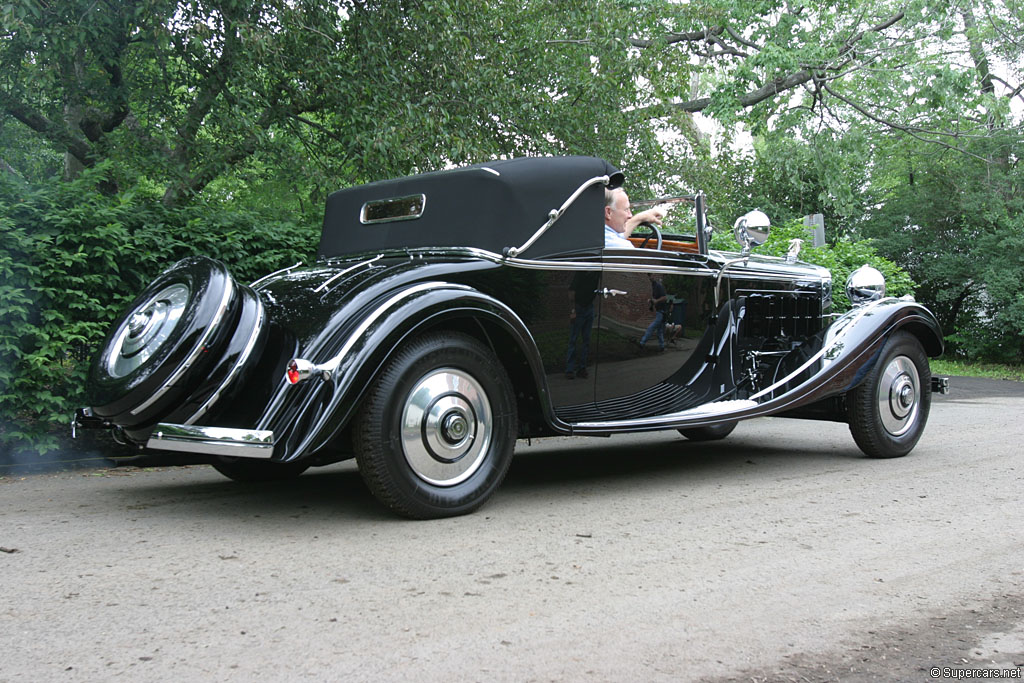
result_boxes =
[604,224,634,248]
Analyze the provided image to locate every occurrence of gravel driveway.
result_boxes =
[2,377,1023,682]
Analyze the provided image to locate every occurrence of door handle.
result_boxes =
[597,288,628,298]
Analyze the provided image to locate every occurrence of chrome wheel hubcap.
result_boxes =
[107,283,190,377]
[401,368,492,486]
[877,355,920,436]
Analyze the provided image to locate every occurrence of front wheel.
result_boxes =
[354,332,517,519]
[847,331,931,458]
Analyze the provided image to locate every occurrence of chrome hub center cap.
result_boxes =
[106,283,190,378]
[441,411,469,445]
[401,368,492,487]
[876,355,920,436]
[128,310,154,337]
[889,375,916,419]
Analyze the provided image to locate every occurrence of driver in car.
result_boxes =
[604,187,665,248]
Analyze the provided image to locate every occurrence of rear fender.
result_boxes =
[272,283,549,460]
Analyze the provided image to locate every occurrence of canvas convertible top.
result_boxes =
[318,156,624,259]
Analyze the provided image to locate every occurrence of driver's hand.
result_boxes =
[633,208,665,226]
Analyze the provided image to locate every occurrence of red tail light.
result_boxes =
[286,360,301,385]
[286,358,323,384]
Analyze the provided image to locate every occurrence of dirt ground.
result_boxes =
[1,377,1023,682]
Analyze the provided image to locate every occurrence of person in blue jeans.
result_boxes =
[638,273,668,351]
[565,270,599,378]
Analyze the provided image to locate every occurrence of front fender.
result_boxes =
[754,297,943,410]
[824,297,943,391]
[268,282,548,461]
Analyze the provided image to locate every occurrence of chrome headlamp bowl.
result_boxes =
[733,210,771,254]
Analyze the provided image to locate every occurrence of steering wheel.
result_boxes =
[636,222,663,250]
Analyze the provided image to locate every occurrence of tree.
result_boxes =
[1,0,359,203]
[620,0,1022,360]
[0,1,668,207]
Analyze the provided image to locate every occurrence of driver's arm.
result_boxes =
[624,208,664,237]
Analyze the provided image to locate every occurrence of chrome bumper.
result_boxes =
[146,424,275,459]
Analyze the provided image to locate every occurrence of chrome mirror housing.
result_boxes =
[846,265,886,305]
[733,210,771,254]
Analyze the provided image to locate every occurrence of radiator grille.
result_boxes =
[741,292,821,339]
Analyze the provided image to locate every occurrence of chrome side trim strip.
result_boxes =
[314,254,382,293]
[250,262,302,289]
[183,297,266,425]
[319,281,475,374]
[513,257,718,276]
[572,301,885,432]
[146,424,275,459]
[129,278,236,417]
[748,300,876,400]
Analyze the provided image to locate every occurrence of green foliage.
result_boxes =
[931,359,1024,383]
[0,0,669,203]
[3,0,1024,463]
[861,131,1024,362]
[0,168,318,452]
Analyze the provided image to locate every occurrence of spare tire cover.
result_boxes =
[87,256,239,426]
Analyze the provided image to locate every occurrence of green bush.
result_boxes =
[0,169,319,454]
[710,219,916,313]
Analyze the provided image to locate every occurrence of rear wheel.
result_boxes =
[678,421,737,442]
[354,332,517,519]
[848,331,931,458]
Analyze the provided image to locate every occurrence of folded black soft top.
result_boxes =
[318,156,624,260]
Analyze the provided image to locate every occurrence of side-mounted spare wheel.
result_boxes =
[86,256,267,438]
[847,331,932,458]
[354,331,517,519]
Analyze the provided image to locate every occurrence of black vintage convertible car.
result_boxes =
[76,156,946,518]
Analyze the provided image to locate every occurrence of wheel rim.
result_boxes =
[106,283,190,378]
[401,368,493,487]
[876,355,920,436]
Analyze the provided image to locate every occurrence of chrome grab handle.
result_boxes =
[503,175,613,257]
[597,288,628,298]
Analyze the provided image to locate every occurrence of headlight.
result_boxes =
[846,265,886,305]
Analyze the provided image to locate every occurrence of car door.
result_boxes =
[510,261,603,422]
[593,248,726,419]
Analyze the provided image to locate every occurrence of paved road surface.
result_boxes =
[2,378,1023,682]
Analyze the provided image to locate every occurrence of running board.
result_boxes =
[572,399,757,432]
